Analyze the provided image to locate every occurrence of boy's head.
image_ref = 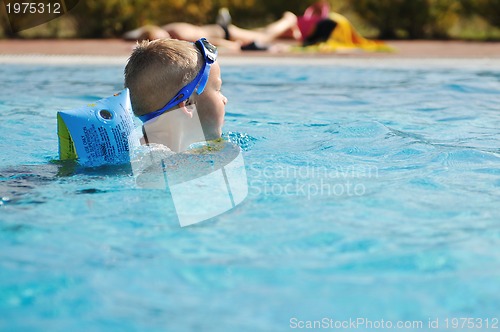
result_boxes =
[124,38,227,140]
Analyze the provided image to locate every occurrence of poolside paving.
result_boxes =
[0,39,499,58]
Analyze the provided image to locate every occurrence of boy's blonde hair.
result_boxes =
[124,39,202,116]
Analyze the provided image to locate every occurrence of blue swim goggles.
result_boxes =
[138,38,218,123]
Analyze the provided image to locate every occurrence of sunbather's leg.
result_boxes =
[123,25,170,41]
[261,12,300,41]
[161,23,241,50]
[228,12,298,44]
[161,23,209,41]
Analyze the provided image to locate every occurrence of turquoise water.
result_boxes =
[1,61,499,331]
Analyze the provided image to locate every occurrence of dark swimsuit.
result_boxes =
[303,19,338,47]
[217,23,268,51]
[218,24,231,40]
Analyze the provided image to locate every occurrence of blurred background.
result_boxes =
[1,0,499,40]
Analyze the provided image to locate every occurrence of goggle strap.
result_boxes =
[196,65,211,95]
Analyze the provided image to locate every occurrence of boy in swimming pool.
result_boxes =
[124,37,247,225]
[124,38,227,152]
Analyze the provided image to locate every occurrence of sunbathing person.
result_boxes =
[123,10,300,51]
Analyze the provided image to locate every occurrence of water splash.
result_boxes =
[222,131,256,151]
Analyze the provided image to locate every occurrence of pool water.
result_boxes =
[1,59,499,331]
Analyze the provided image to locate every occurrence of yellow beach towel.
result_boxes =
[302,12,394,53]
